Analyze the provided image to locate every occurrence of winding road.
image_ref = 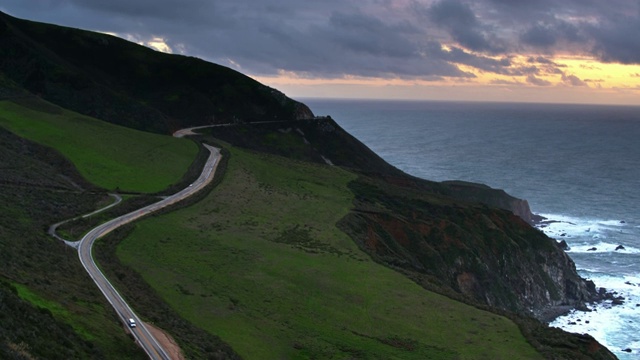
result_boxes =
[48,193,122,248]
[66,143,221,359]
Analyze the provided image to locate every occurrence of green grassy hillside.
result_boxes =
[0,98,197,193]
[0,96,239,358]
[115,145,543,359]
[0,126,146,359]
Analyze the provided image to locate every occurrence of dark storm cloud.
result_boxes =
[326,12,418,58]
[67,0,215,20]
[588,16,640,64]
[520,20,584,49]
[2,0,640,80]
[520,23,558,48]
[423,0,506,54]
[165,8,473,79]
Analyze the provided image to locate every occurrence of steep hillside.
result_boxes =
[0,98,198,193]
[0,126,147,359]
[0,11,312,134]
[205,119,539,223]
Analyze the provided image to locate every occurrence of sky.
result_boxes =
[3,0,640,105]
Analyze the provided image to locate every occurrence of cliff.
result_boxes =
[341,177,595,316]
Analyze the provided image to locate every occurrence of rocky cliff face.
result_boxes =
[293,102,315,120]
[339,176,597,318]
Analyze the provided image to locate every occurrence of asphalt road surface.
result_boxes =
[76,144,221,359]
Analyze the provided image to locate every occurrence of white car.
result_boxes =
[128,318,137,328]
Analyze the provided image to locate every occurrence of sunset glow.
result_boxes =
[254,55,640,105]
[3,0,640,105]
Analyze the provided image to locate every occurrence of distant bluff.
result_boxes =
[441,180,543,225]
[0,11,313,134]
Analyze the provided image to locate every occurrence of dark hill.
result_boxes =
[0,11,312,134]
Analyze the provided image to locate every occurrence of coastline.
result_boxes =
[533,211,640,357]
[533,214,621,324]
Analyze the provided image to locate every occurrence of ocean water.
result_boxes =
[305,99,640,359]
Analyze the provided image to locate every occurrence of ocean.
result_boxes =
[304,99,640,359]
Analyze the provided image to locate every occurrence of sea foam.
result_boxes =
[537,213,628,239]
[567,242,640,254]
[540,214,640,359]
[550,273,640,359]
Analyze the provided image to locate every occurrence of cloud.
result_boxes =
[588,16,640,64]
[68,0,215,21]
[424,0,506,54]
[521,23,558,48]
[520,20,584,49]
[3,0,640,85]
[526,75,552,86]
[562,74,588,87]
[326,12,418,58]
[423,43,510,73]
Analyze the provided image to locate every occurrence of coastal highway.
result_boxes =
[76,144,221,359]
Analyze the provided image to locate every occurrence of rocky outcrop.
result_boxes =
[294,102,315,120]
[339,177,598,318]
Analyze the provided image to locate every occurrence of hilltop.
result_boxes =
[0,11,616,359]
[0,11,312,134]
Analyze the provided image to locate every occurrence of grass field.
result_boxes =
[117,146,543,359]
[0,98,197,193]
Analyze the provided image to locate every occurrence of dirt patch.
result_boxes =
[145,322,185,360]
